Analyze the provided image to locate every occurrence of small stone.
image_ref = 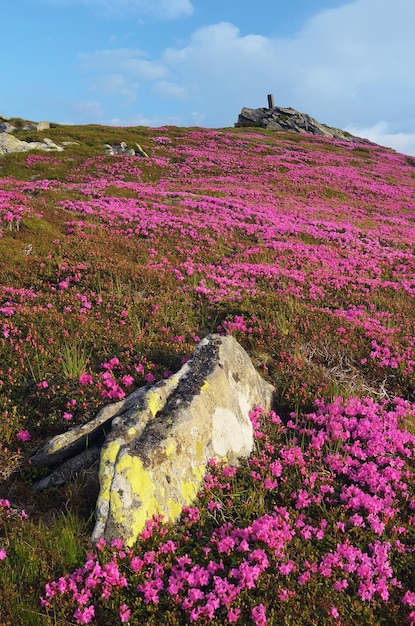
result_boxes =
[36,121,50,131]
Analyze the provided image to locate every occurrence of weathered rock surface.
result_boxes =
[30,386,150,470]
[30,335,274,547]
[36,121,50,131]
[105,142,149,157]
[0,121,16,133]
[92,334,274,545]
[236,105,362,143]
[0,132,63,156]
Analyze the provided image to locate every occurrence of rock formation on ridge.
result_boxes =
[236,104,364,143]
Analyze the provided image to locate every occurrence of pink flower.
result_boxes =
[63,412,73,420]
[79,373,93,385]
[121,374,134,387]
[403,591,415,606]
[0,549,7,560]
[130,556,144,573]
[37,380,49,389]
[251,604,267,625]
[73,605,95,624]
[17,429,31,442]
[328,606,339,618]
[119,604,131,623]
[95,537,106,551]
[145,373,156,383]
[228,607,241,622]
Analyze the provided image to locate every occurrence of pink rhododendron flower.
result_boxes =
[121,374,134,387]
[119,604,131,622]
[16,429,31,442]
[79,373,93,385]
[251,603,267,625]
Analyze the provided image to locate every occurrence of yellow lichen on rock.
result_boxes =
[167,499,183,519]
[146,391,165,417]
[196,440,204,462]
[116,454,161,545]
[103,440,121,465]
[165,439,176,457]
[99,440,120,502]
[181,479,199,504]
[192,463,206,482]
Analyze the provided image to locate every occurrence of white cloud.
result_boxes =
[74,0,415,148]
[345,122,415,157]
[86,73,140,105]
[156,0,415,132]
[70,100,106,122]
[154,81,187,100]
[39,0,193,19]
[107,112,187,127]
[79,49,170,81]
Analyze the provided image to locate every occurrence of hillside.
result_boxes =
[1,122,415,625]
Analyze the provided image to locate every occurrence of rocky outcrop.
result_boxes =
[105,142,149,157]
[30,334,274,546]
[0,132,63,156]
[0,121,16,133]
[236,106,360,142]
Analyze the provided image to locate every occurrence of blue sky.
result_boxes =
[2,0,415,155]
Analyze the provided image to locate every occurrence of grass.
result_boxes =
[1,121,415,624]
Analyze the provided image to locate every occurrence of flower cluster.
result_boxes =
[43,401,415,624]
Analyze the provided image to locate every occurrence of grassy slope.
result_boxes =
[1,122,415,624]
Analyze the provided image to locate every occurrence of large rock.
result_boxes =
[236,105,364,143]
[92,334,274,546]
[0,121,16,133]
[30,334,274,546]
[0,132,63,156]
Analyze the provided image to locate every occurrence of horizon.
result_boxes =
[2,0,415,156]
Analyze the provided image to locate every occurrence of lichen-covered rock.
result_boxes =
[92,334,274,546]
[0,133,63,156]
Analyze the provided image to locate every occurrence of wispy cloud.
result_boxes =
[154,81,187,100]
[345,122,415,158]
[79,49,170,81]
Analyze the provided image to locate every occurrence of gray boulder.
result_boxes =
[30,335,274,547]
[92,334,274,546]
[104,142,149,157]
[236,105,362,142]
[0,133,63,156]
[0,122,16,133]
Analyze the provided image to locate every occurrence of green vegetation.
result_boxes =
[1,122,415,624]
